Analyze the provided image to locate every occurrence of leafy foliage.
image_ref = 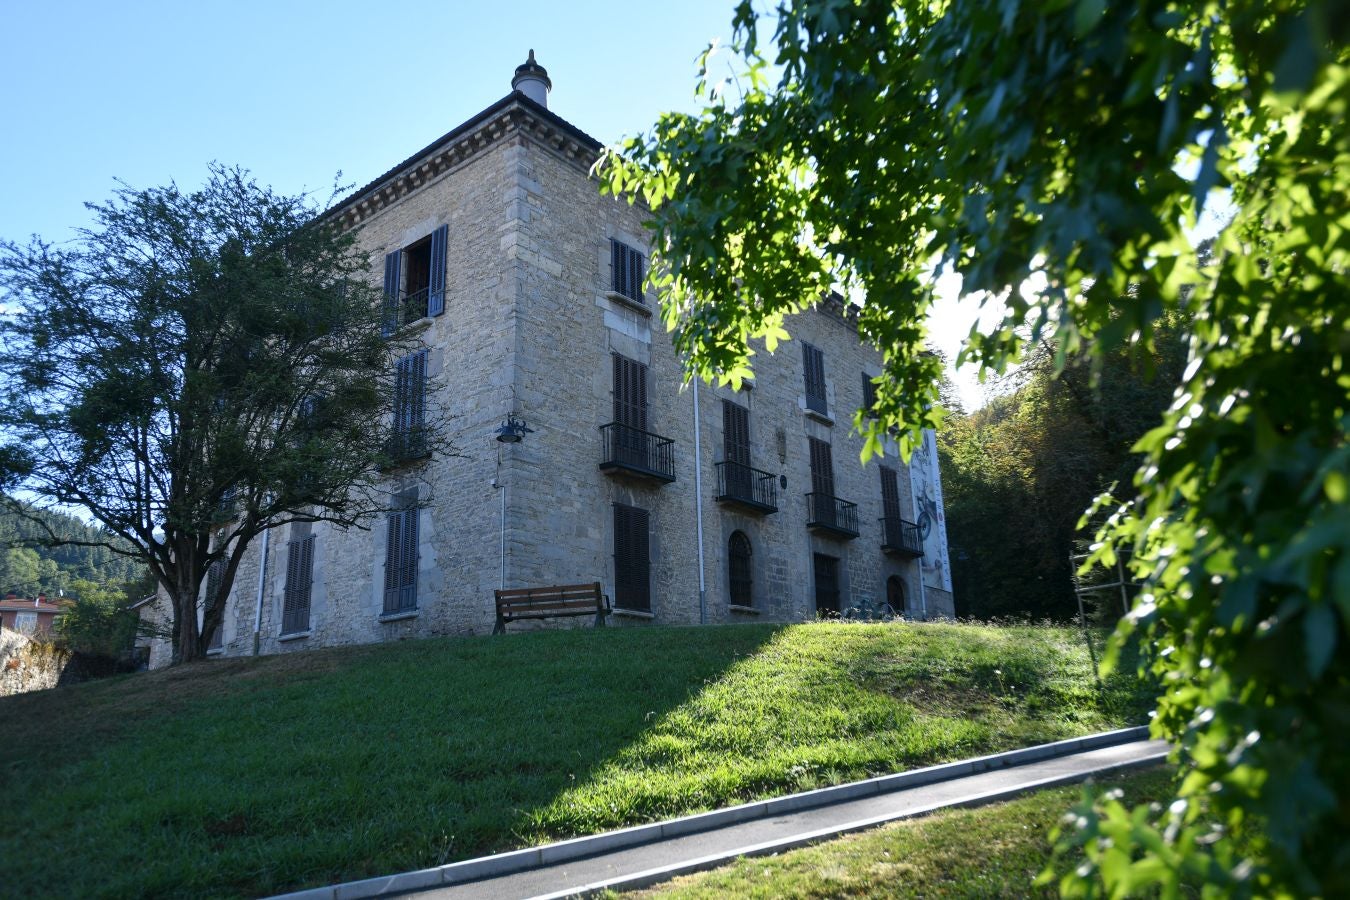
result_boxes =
[55,578,140,658]
[0,165,442,662]
[941,320,1188,620]
[600,0,1348,894]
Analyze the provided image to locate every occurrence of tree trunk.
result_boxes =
[172,588,203,664]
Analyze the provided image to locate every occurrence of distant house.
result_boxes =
[0,594,69,637]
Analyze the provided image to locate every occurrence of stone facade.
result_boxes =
[149,62,953,667]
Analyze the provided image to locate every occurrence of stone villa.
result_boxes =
[143,54,953,667]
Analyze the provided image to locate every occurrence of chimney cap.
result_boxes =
[512,49,552,92]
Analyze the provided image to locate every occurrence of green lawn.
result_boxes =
[0,621,1151,898]
[620,767,1174,899]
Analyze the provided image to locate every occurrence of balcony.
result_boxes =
[383,288,429,333]
[384,428,429,466]
[880,516,925,558]
[599,422,676,484]
[714,461,778,515]
[805,492,859,539]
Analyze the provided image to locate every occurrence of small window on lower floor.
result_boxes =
[729,531,753,607]
[614,504,650,611]
[283,534,315,635]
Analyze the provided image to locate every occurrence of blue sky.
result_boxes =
[0,0,739,244]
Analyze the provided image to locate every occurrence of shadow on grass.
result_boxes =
[0,620,1152,899]
[0,623,785,899]
[516,620,1155,851]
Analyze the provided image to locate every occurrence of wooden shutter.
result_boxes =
[880,466,902,521]
[611,240,645,301]
[728,531,753,607]
[861,372,878,417]
[283,535,314,634]
[393,351,428,452]
[383,499,418,613]
[612,354,648,432]
[809,437,835,497]
[382,250,401,336]
[205,560,225,649]
[803,343,826,412]
[613,504,650,611]
[427,225,448,316]
[722,400,750,466]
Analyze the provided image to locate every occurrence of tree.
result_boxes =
[940,318,1189,620]
[0,165,440,663]
[56,578,139,658]
[600,1,1348,895]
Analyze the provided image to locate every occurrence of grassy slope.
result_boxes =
[622,767,1174,899]
[0,622,1151,898]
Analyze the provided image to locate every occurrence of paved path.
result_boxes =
[410,738,1164,899]
[273,730,1167,900]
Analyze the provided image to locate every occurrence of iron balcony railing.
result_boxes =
[398,287,429,325]
[805,389,828,416]
[805,492,860,539]
[384,427,429,465]
[880,516,925,558]
[599,422,676,483]
[714,461,778,514]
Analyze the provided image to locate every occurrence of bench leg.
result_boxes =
[492,616,506,635]
[595,610,606,628]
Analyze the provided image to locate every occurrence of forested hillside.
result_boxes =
[0,502,150,598]
[939,318,1188,621]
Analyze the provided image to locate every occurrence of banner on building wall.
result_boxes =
[908,429,953,593]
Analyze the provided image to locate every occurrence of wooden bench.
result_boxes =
[493,582,610,634]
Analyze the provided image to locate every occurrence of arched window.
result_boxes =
[729,531,753,608]
[886,575,906,615]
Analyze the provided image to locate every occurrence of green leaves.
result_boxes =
[606,0,1349,895]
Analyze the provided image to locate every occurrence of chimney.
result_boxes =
[512,49,552,109]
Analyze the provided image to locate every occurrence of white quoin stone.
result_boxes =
[512,49,551,108]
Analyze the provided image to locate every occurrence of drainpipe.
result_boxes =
[497,443,507,591]
[691,376,707,624]
[252,527,269,655]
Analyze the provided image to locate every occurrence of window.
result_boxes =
[612,354,649,433]
[813,553,841,615]
[808,437,837,528]
[861,372,879,418]
[809,437,835,499]
[887,575,906,615]
[282,534,315,635]
[723,400,750,466]
[610,239,645,303]
[13,611,37,635]
[728,531,753,608]
[802,343,827,415]
[205,559,225,651]
[382,224,448,335]
[880,465,902,522]
[613,504,650,611]
[383,493,419,615]
[390,350,429,460]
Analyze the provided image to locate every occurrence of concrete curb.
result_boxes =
[531,746,1169,899]
[268,726,1153,900]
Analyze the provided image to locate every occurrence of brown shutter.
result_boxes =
[862,372,878,417]
[809,437,835,498]
[722,400,750,466]
[613,504,650,611]
[880,466,901,521]
[613,354,648,432]
[803,344,826,412]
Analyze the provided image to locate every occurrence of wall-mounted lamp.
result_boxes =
[494,413,534,443]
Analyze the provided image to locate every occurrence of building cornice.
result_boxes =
[329,92,603,231]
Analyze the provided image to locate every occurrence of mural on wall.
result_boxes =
[908,428,953,593]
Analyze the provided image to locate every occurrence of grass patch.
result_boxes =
[620,767,1175,899]
[0,621,1151,898]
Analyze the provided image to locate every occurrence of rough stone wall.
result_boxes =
[1,628,70,696]
[148,97,950,667]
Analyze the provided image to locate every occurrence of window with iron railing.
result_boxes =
[382,225,448,335]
